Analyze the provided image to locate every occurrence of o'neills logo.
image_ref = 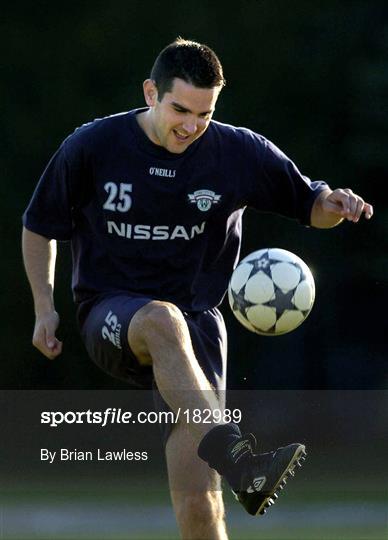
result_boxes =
[149,167,176,178]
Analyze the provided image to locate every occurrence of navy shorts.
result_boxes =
[78,294,227,442]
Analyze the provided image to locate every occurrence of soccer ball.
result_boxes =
[228,248,315,335]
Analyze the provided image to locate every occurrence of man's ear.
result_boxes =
[143,79,158,107]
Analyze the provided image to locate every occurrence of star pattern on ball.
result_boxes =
[247,250,273,279]
[230,286,255,315]
[266,286,296,318]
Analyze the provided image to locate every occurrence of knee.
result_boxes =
[139,301,185,338]
[175,491,225,531]
[128,301,187,361]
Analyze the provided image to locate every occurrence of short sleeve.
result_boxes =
[247,136,329,225]
[22,138,88,240]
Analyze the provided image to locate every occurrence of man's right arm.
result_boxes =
[22,227,63,359]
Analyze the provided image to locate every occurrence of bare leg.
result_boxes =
[128,301,224,441]
[166,421,229,540]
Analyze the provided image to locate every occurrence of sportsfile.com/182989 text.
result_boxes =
[41,408,242,428]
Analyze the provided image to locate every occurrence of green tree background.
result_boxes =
[1,0,387,389]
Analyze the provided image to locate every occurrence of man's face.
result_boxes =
[144,78,221,154]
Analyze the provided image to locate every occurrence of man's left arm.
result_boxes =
[310,188,374,228]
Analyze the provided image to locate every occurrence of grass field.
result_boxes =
[1,475,386,540]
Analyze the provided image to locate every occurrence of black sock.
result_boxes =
[198,423,255,489]
[197,423,243,474]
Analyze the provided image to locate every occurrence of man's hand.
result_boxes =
[311,188,374,228]
[322,188,373,222]
[33,311,63,360]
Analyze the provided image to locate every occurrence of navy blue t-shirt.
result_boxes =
[23,109,328,313]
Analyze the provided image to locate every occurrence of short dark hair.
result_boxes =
[150,37,225,100]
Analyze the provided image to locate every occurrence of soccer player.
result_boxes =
[22,38,373,539]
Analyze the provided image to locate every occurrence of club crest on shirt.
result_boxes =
[188,190,222,212]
